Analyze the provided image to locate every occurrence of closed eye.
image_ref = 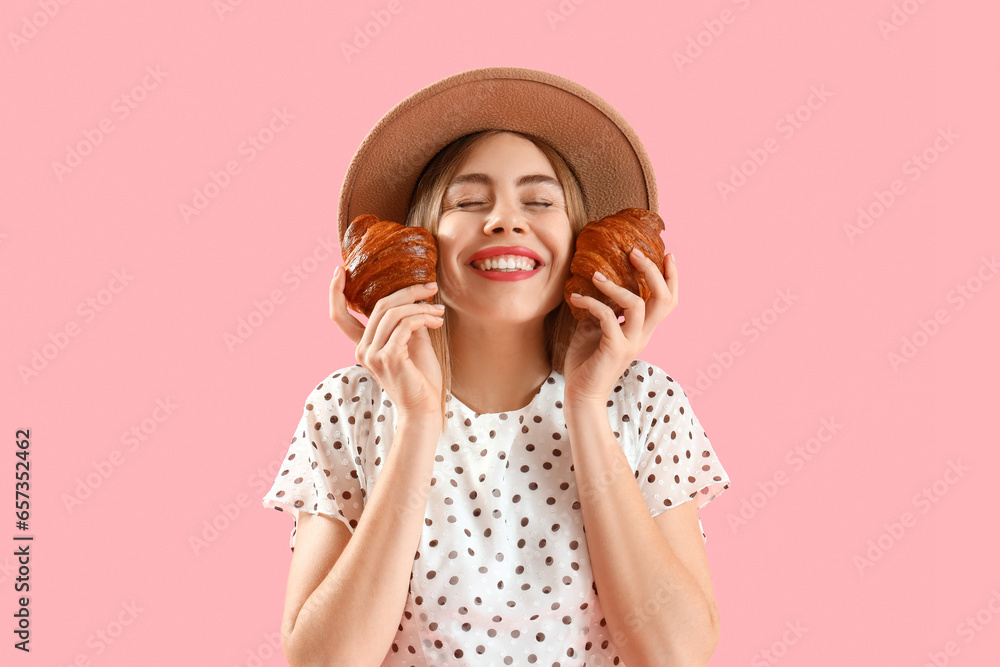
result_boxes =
[454,200,551,209]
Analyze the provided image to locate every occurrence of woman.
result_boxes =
[263,67,731,667]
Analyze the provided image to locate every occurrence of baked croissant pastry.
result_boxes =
[564,208,666,321]
[342,214,438,318]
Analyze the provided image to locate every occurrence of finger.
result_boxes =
[368,303,446,353]
[630,249,676,323]
[568,292,625,343]
[366,280,439,331]
[378,311,445,362]
[589,270,645,340]
[665,252,678,305]
[353,278,438,350]
[629,248,672,302]
[330,268,367,345]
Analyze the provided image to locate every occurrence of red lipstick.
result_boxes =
[466,245,544,265]
[467,246,544,282]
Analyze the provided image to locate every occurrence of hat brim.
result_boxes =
[338,66,658,251]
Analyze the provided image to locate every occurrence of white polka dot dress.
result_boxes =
[262,359,731,666]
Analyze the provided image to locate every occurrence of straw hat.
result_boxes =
[336,66,658,251]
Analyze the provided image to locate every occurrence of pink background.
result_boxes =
[3,0,998,665]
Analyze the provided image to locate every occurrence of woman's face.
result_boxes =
[435,132,574,327]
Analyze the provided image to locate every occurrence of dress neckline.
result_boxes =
[446,369,557,418]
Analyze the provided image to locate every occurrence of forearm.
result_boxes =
[565,400,717,666]
[286,416,440,667]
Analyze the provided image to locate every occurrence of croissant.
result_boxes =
[564,208,666,321]
[342,214,438,318]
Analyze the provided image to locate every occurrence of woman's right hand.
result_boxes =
[329,266,445,420]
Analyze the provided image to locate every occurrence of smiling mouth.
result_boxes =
[470,256,541,272]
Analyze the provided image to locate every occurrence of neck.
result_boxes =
[447,313,552,414]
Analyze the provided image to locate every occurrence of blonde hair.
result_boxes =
[404,130,588,427]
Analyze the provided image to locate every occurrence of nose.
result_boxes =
[483,195,527,235]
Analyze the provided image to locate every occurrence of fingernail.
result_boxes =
[593,270,607,282]
[670,252,675,263]
[630,247,642,258]
[433,303,445,310]
[333,266,341,279]
[424,281,437,289]
[570,292,583,300]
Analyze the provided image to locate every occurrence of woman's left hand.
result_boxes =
[563,249,678,405]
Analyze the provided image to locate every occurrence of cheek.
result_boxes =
[554,232,575,273]
[434,235,464,280]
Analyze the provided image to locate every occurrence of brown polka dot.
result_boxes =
[266,360,729,654]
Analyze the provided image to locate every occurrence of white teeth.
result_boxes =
[473,254,538,272]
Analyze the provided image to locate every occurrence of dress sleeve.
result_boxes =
[261,369,370,551]
[632,362,731,544]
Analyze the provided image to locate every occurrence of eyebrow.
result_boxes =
[447,172,563,190]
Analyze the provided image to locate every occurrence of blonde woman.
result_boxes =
[263,67,731,667]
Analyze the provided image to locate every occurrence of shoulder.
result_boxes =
[602,359,683,429]
[301,364,383,415]
[610,359,694,427]
[616,359,682,399]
